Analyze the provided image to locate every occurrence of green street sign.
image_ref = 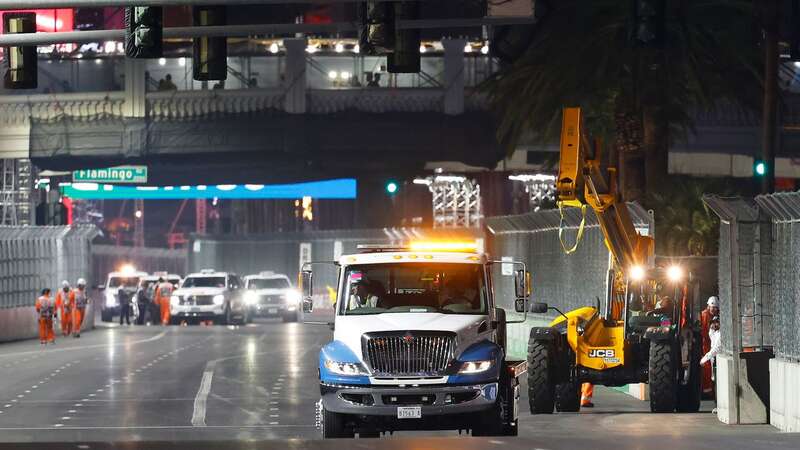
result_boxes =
[73,166,147,184]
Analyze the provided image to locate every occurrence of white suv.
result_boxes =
[243,272,300,322]
[170,270,249,325]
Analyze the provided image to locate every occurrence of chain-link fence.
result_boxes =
[91,245,188,286]
[704,196,773,356]
[0,226,98,342]
[486,203,652,359]
[754,192,800,362]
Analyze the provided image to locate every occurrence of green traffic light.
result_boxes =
[386,181,399,194]
[754,161,766,176]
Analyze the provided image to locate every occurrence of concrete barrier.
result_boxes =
[770,358,800,432]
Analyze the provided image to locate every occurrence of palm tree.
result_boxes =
[483,0,761,201]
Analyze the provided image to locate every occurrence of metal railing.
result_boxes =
[0,91,125,126]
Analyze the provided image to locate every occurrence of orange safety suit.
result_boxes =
[70,288,89,336]
[35,294,56,344]
[55,288,72,337]
[581,383,594,407]
[700,309,714,394]
[154,282,174,325]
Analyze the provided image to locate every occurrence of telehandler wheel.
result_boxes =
[527,339,555,414]
[677,333,702,413]
[555,381,581,412]
[649,341,677,413]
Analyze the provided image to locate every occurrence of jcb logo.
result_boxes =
[588,349,615,358]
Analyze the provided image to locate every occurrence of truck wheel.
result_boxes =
[555,381,581,412]
[527,339,555,414]
[677,333,702,413]
[322,407,353,438]
[282,311,297,323]
[649,341,677,413]
[101,310,112,322]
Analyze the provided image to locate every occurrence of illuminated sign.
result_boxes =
[61,179,357,200]
[0,9,73,33]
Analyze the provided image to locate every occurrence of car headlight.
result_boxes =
[458,360,494,374]
[324,360,368,376]
[244,291,258,305]
[284,290,301,304]
[105,293,117,307]
[170,295,181,307]
[213,294,225,305]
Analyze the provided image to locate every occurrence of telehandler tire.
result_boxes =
[649,341,677,413]
[527,339,555,414]
[555,381,581,412]
[677,333,702,413]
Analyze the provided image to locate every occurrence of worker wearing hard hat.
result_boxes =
[35,288,56,345]
[153,277,174,325]
[700,296,719,396]
[54,281,72,337]
[71,278,90,338]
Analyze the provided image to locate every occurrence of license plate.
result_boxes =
[190,307,201,313]
[397,406,421,419]
[268,308,278,315]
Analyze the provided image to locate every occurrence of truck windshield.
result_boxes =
[248,278,290,289]
[108,277,141,288]
[182,276,226,288]
[341,263,486,315]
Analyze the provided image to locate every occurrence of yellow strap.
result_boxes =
[558,202,587,254]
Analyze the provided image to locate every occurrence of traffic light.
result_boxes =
[124,6,163,58]
[193,6,228,81]
[632,0,665,47]
[754,160,767,177]
[385,180,399,195]
[3,12,37,89]
[359,1,420,73]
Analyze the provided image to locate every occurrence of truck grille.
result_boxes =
[362,332,457,376]
[179,295,215,306]
[259,295,283,305]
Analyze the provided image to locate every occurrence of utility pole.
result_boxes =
[761,0,779,194]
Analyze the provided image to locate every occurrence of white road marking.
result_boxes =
[0,331,169,359]
[191,360,217,427]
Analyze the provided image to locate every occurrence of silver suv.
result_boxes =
[170,270,249,325]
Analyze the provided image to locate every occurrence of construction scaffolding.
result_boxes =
[508,173,556,211]
[0,159,33,226]
[414,175,482,228]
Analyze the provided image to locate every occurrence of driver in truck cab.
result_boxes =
[347,277,380,309]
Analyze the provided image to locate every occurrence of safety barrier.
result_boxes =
[486,203,653,359]
[91,245,188,285]
[0,226,98,342]
[704,193,800,429]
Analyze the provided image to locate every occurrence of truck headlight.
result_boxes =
[324,360,367,376]
[105,293,117,307]
[213,294,225,305]
[458,360,494,374]
[284,290,301,304]
[170,295,181,307]
[244,291,258,306]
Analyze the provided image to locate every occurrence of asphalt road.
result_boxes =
[0,319,797,450]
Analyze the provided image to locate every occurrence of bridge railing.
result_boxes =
[0,92,125,126]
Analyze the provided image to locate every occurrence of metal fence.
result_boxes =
[486,203,653,359]
[754,192,800,361]
[704,196,773,356]
[0,226,97,342]
[91,245,188,285]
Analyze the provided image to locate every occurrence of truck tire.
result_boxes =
[322,407,353,438]
[677,332,702,413]
[215,307,231,326]
[474,373,518,436]
[555,381,581,412]
[101,310,113,322]
[649,341,677,413]
[282,311,298,323]
[527,339,555,414]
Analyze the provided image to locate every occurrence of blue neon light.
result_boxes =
[61,179,357,200]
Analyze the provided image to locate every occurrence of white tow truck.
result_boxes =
[301,242,529,438]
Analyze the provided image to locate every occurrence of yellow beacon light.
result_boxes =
[408,241,478,252]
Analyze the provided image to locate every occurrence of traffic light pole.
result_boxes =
[761,0,778,194]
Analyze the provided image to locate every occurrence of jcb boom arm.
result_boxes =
[556,107,653,273]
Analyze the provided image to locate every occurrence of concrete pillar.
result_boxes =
[442,38,466,115]
[123,58,147,118]
[283,38,307,114]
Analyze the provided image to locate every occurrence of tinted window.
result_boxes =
[182,276,226,288]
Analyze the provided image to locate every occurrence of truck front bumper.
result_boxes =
[321,382,498,416]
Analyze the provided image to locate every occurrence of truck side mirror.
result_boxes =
[530,302,549,314]
[301,270,313,313]
[514,297,528,313]
[302,298,313,313]
[514,269,530,298]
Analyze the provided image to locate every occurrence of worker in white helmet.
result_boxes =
[700,296,719,395]
[55,280,72,337]
[70,278,89,337]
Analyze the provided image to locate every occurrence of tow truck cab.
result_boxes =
[303,242,529,438]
